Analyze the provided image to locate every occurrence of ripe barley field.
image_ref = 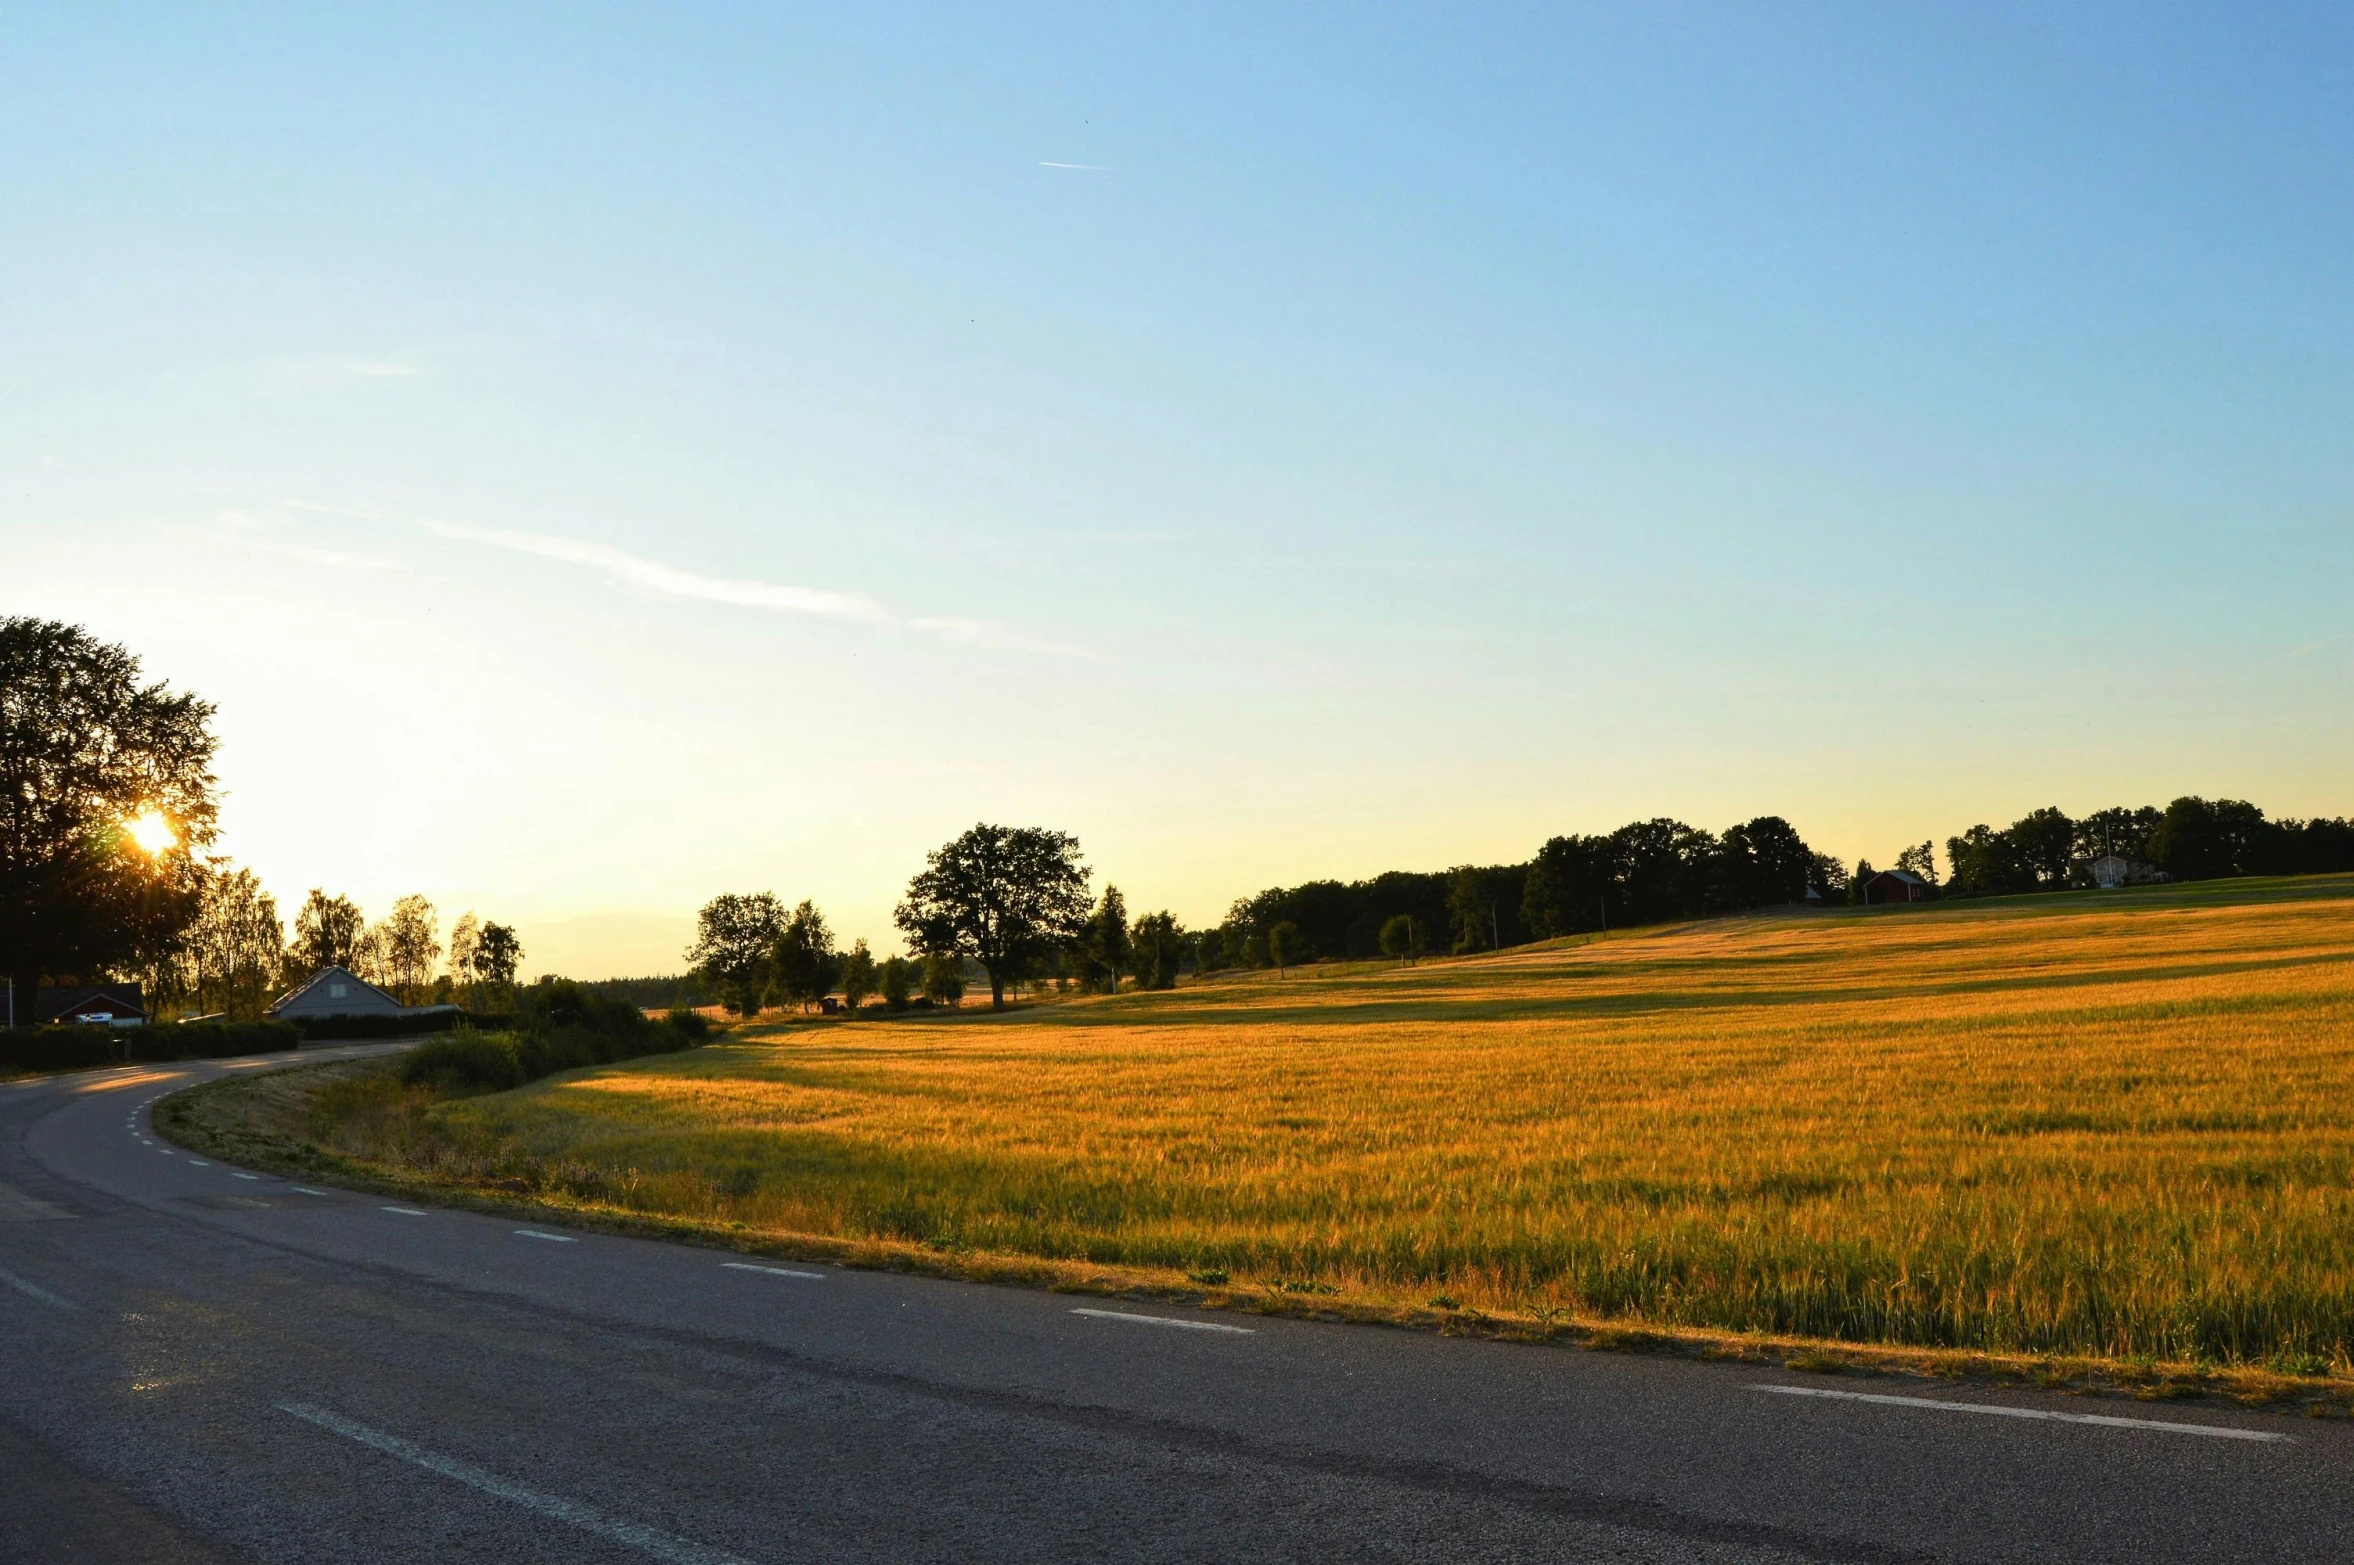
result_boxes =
[318,875,2354,1368]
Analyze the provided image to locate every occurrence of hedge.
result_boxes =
[0,1027,124,1072]
[286,1010,469,1041]
[1,1018,304,1071]
[126,1020,302,1062]
[399,986,713,1094]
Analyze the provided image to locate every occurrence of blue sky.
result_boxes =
[8,4,2351,975]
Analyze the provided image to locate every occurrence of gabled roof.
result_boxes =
[34,984,148,1023]
[1875,869,1929,887]
[268,964,403,1016]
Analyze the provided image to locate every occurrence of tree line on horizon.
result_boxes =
[690,794,2354,1010]
[11,618,2354,1022]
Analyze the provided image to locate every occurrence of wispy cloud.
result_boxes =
[416,518,885,620]
[287,501,1086,655]
[1040,161,1112,171]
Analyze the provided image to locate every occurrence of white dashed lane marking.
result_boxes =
[514,1230,577,1243]
[1751,1385,2291,1442]
[231,1172,261,1181]
[721,1262,826,1280]
[1071,1308,1257,1335]
[381,1206,428,1217]
[277,1401,751,1565]
[0,1265,78,1312]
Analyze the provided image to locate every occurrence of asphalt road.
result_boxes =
[1,1051,2347,1565]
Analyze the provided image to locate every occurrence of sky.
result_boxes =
[7,4,2351,978]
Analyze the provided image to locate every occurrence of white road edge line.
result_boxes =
[381,1206,428,1216]
[514,1230,578,1243]
[1752,1384,2291,1442]
[1071,1308,1256,1335]
[720,1262,826,1280]
[0,1265,79,1312]
[275,1401,751,1565]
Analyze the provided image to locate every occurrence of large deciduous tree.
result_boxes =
[182,866,285,1019]
[473,922,523,1004]
[894,824,1091,1009]
[1129,911,1184,990]
[1076,884,1130,992]
[290,889,366,974]
[379,895,441,1004]
[687,892,786,1016]
[0,619,218,1019]
[770,899,840,1012]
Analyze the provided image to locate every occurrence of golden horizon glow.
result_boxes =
[125,809,179,856]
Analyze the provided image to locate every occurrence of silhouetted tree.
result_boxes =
[1267,920,1303,976]
[920,951,966,1007]
[687,892,786,1016]
[183,866,284,1019]
[1078,885,1131,992]
[879,954,914,1012]
[291,890,365,974]
[839,939,877,1012]
[1130,911,1183,990]
[473,922,523,1000]
[771,900,839,1011]
[380,895,441,1004]
[0,619,217,1019]
[895,824,1092,1009]
[1378,914,1421,966]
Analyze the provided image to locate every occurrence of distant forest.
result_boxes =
[573,973,717,1010]
[1207,795,2354,969]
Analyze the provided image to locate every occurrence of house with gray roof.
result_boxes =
[269,966,439,1021]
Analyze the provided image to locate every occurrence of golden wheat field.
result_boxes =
[330,875,2354,1368]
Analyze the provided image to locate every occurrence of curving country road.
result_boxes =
[1,1049,2347,1565]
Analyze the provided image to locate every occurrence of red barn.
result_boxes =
[1863,870,1933,905]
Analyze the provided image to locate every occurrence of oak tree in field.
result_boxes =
[770,899,839,1012]
[1267,919,1304,976]
[895,824,1092,1009]
[291,890,367,974]
[687,892,786,1016]
[879,954,914,1012]
[839,939,878,1012]
[1130,911,1183,990]
[0,618,218,1017]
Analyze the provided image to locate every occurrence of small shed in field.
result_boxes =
[269,965,407,1020]
[1863,869,1933,905]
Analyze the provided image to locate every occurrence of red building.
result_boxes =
[1863,869,1933,904]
